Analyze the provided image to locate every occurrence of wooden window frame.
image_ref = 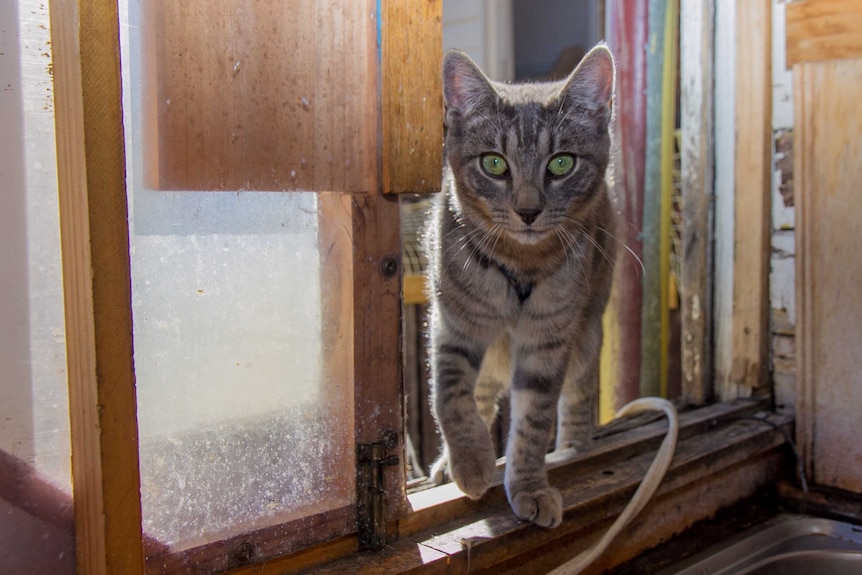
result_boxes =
[49,0,783,574]
[51,0,440,572]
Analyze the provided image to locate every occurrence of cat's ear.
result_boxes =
[442,50,497,124]
[564,43,615,113]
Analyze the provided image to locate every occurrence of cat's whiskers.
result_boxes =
[557,215,627,276]
[565,219,615,269]
[487,223,504,260]
[440,220,470,242]
[462,223,501,276]
[597,225,645,277]
[554,224,590,290]
[440,225,486,278]
[461,230,488,273]
[552,227,572,272]
[446,225,485,255]
[444,230,484,267]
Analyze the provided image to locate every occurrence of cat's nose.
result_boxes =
[515,208,542,226]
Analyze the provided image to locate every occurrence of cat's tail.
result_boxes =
[547,397,679,575]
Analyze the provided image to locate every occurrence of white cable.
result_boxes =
[547,397,679,575]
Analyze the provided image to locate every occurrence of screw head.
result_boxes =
[381,257,399,278]
[232,541,254,564]
[382,430,399,450]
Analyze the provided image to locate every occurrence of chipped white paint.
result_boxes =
[770,0,795,320]
[769,0,796,420]
[769,0,796,419]
[712,0,736,395]
[770,230,796,325]
[772,0,794,131]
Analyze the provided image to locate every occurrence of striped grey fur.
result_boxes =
[424,44,616,528]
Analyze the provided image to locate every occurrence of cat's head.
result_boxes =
[442,44,614,246]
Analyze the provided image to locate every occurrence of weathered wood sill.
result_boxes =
[238,400,794,574]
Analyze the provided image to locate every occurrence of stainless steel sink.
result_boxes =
[658,514,862,574]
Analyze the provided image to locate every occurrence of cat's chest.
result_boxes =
[458,261,518,313]
[469,260,548,320]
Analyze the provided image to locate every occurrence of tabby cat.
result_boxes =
[424,44,616,528]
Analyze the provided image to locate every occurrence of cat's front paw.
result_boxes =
[510,487,563,528]
[448,439,496,499]
[554,437,589,452]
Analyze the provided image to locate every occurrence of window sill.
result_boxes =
[236,399,793,574]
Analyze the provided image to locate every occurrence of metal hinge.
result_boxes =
[356,430,400,550]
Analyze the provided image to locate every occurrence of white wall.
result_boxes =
[0,2,75,570]
[443,0,514,81]
[0,0,72,493]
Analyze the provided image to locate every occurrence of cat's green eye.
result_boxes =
[480,154,509,177]
[547,154,577,177]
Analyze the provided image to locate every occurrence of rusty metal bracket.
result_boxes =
[356,430,400,550]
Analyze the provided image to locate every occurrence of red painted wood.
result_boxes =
[605,0,648,409]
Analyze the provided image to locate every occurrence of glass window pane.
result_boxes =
[120,2,355,554]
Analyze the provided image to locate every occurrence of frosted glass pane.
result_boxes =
[120,2,355,553]
[130,193,356,550]
[0,2,75,573]
[131,202,325,436]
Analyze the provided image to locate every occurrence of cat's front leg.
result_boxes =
[505,370,564,528]
[556,321,601,451]
[430,330,496,499]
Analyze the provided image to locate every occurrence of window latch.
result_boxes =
[356,430,400,550]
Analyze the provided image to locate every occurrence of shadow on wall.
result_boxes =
[0,449,76,573]
[0,0,34,474]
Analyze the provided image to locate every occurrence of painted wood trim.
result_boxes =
[640,0,670,399]
[786,0,862,67]
[381,0,443,194]
[712,0,738,400]
[729,0,772,398]
[49,1,145,573]
[640,0,679,399]
[601,0,649,421]
[658,0,679,400]
[679,0,715,405]
[402,274,428,306]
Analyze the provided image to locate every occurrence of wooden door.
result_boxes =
[788,0,862,494]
